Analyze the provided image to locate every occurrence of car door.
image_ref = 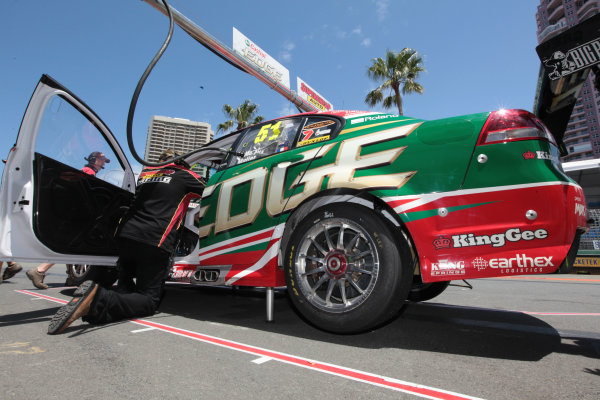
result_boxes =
[0,75,136,265]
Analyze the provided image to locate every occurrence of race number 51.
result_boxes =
[254,121,282,143]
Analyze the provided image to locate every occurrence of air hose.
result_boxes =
[126,0,235,167]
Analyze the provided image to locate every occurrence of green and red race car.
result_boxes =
[1,9,596,334]
[0,75,588,333]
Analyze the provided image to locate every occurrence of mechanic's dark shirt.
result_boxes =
[117,162,205,253]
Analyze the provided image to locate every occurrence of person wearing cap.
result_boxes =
[48,149,205,334]
[82,151,110,176]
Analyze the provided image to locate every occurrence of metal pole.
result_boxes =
[266,287,274,322]
[142,0,318,113]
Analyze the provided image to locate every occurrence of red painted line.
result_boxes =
[131,319,482,400]
[17,289,482,400]
[16,290,68,304]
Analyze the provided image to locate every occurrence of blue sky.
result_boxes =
[1,0,541,176]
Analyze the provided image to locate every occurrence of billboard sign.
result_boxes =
[233,27,290,89]
[297,77,333,111]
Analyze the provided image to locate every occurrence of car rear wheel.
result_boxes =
[284,204,412,334]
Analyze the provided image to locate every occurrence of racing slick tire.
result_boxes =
[66,264,117,289]
[284,204,412,334]
[407,280,451,302]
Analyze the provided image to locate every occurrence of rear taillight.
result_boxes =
[477,109,557,146]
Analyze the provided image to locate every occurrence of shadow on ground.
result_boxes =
[149,284,600,362]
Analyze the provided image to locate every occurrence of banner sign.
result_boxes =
[233,27,290,89]
[573,256,600,268]
[297,77,333,111]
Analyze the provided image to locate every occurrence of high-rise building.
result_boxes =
[144,115,214,176]
[535,0,600,161]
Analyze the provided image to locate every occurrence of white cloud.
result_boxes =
[352,26,362,35]
[280,41,296,63]
[373,0,390,21]
[361,38,372,47]
[283,41,295,51]
[336,30,348,39]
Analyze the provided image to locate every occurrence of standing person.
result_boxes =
[48,149,205,334]
[26,151,110,289]
[0,261,23,284]
[82,151,110,175]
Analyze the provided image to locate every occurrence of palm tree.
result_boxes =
[217,100,264,134]
[365,48,425,116]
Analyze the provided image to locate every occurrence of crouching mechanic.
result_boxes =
[48,149,205,334]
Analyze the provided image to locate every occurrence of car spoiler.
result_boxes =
[533,14,600,156]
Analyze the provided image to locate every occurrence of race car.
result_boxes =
[0,74,588,333]
[2,7,597,333]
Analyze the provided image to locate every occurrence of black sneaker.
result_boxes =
[47,281,98,335]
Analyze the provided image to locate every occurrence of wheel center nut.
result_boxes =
[325,251,348,277]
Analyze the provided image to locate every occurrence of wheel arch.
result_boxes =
[278,189,419,272]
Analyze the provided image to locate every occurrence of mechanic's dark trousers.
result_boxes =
[83,239,170,324]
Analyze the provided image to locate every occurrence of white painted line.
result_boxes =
[252,356,272,364]
[131,327,157,333]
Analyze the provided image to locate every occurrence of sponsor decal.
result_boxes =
[522,151,535,160]
[573,256,600,268]
[543,37,600,80]
[522,150,558,162]
[433,228,549,250]
[574,202,586,216]
[199,124,417,238]
[350,114,398,125]
[233,27,290,88]
[489,254,553,268]
[432,235,452,250]
[305,120,336,130]
[471,254,554,272]
[171,270,194,279]
[138,168,175,184]
[297,77,333,111]
[431,260,465,276]
[297,135,330,147]
[472,257,488,271]
[301,128,332,142]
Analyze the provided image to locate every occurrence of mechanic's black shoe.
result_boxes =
[3,262,23,280]
[48,281,98,335]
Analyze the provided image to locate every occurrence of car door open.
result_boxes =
[0,75,136,265]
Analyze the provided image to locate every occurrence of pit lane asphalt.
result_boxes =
[1,264,598,400]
